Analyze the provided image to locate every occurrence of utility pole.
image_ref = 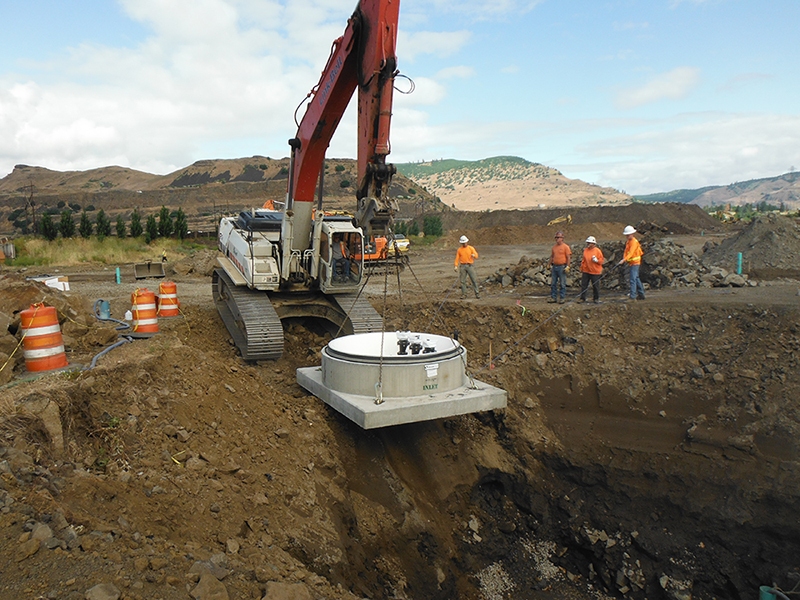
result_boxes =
[25,180,37,234]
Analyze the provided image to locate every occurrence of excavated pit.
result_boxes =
[1,272,799,600]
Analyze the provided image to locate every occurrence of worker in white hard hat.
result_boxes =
[454,235,480,299]
[579,236,604,303]
[618,225,645,300]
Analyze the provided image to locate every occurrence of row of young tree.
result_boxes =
[395,215,443,237]
[38,207,189,243]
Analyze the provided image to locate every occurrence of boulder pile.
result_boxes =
[487,239,754,293]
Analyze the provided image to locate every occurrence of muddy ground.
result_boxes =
[1,210,799,600]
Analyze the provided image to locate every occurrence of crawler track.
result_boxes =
[212,268,284,361]
[330,293,383,334]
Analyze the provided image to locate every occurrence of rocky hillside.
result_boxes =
[397,156,632,211]
[634,170,800,210]
[0,158,443,235]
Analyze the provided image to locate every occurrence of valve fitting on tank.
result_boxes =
[396,331,410,355]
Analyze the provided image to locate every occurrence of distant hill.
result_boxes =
[634,171,800,209]
[0,157,442,235]
[396,156,632,211]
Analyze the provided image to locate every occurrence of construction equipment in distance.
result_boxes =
[213,0,401,360]
[547,214,572,227]
[356,235,410,276]
[133,261,166,280]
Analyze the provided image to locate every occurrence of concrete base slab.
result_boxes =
[297,366,507,429]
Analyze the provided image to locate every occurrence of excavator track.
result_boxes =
[331,293,384,334]
[212,268,284,361]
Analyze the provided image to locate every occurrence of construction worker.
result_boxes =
[618,225,645,300]
[548,231,571,304]
[579,236,604,304]
[161,249,167,263]
[454,235,480,299]
[331,233,350,282]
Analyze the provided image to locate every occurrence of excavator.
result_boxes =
[213,0,401,360]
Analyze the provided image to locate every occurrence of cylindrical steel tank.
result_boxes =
[320,331,466,397]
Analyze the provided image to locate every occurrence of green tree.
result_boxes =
[116,215,126,238]
[130,209,143,238]
[423,215,443,237]
[60,210,76,238]
[95,209,112,240]
[145,214,158,244]
[79,211,93,238]
[174,208,189,240]
[408,221,420,236]
[40,212,59,241]
[158,206,173,238]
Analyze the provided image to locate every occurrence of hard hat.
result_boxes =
[623,225,637,235]
[585,236,596,244]
[459,235,469,244]
[555,231,564,238]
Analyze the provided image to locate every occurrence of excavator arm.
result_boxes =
[287,0,400,244]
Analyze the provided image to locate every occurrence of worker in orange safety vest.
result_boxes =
[579,236,604,304]
[548,231,572,304]
[618,225,645,300]
[454,235,480,299]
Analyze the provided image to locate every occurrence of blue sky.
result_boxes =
[1,0,798,194]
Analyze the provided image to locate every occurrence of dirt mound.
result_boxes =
[702,213,800,278]
[440,203,719,239]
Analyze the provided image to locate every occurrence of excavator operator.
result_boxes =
[332,233,351,283]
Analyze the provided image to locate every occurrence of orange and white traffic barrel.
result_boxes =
[130,288,159,338]
[20,303,69,373]
[157,281,180,318]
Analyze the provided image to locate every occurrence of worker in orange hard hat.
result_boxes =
[618,225,645,300]
[579,236,604,304]
[454,235,480,299]
[548,231,571,304]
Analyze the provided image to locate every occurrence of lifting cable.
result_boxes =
[399,260,479,389]
[374,255,392,404]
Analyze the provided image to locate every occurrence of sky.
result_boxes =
[1,0,798,195]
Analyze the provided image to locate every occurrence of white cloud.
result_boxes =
[436,66,475,80]
[424,0,544,20]
[616,66,701,109]
[398,30,472,62]
[0,0,362,176]
[717,72,774,93]
[395,77,448,106]
[571,113,800,194]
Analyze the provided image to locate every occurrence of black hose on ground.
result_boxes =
[84,336,133,371]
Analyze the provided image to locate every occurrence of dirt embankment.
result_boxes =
[439,203,719,241]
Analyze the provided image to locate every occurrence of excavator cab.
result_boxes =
[319,221,364,293]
